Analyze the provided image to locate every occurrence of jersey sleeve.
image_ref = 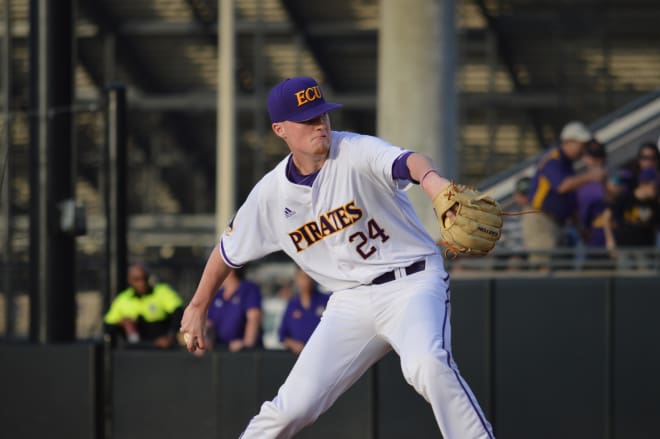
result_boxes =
[220,178,281,267]
[391,151,414,181]
[351,134,412,192]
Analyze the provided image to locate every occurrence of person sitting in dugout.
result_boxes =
[104,263,184,349]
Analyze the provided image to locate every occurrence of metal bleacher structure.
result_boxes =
[2,0,660,329]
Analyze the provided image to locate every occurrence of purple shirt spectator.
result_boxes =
[278,290,330,344]
[207,280,263,346]
[528,147,577,223]
[577,181,607,247]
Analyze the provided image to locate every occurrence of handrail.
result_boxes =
[444,246,660,275]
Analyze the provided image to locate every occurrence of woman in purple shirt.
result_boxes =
[278,269,330,355]
[206,267,263,352]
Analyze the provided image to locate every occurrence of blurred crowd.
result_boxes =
[495,122,660,272]
[103,262,330,353]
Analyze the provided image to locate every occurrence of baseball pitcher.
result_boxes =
[180,77,500,438]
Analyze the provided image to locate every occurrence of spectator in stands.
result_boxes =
[526,122,606,268]
[633,142,660,199]
[604,167,660,269]
[204,267,263,352]
[634,141,660,175]
[601,168,634,262]
[576,140,610,264]
[278,269,330,355]
[104,263,184,349]
[607,168,634,200]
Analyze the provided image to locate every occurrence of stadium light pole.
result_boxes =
[216,0,236,237]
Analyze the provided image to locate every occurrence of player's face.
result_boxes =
[273,113,332,156]
[563,140,586,161]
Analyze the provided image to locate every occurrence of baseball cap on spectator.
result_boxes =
[638,167,658,183]
[560,121,592,143]
[268,77,343,123]
[584,139,606,158]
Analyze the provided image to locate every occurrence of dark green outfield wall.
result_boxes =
[1,277,659,439]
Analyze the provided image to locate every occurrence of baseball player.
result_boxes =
[180,76,498,438]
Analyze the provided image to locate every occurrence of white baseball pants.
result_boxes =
[240,255,494,438]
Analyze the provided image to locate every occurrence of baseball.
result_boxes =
[444,217,453,227]
[184,332,201,349]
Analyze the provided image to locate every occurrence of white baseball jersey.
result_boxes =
[219,130,444,291]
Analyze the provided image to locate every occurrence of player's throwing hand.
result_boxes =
[180,303,207,352]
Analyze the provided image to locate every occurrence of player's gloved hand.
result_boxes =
[433,182,503,257]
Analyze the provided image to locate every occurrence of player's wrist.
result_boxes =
[420,169,439,190]
[422,172,451,199]
[189,296,210,310]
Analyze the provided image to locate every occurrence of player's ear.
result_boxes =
[272,122,286,139]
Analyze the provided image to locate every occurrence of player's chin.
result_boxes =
[310,137,330,152]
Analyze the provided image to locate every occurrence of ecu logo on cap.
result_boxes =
[295,86,323,107]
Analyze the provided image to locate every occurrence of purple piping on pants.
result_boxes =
[441,286,494,438]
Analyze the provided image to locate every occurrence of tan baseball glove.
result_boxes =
[433,182,503,257]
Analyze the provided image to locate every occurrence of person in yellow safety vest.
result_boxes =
[104,263,184,349]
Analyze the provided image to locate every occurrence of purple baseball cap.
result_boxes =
[267,77,342,123]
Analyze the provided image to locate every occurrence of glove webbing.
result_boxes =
[440,198,541,260]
